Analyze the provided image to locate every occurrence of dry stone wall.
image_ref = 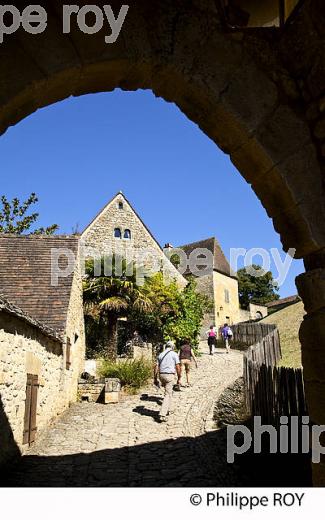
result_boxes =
[0,311,68,465]
[63,252,86,402]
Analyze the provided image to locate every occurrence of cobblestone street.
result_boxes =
[5,345,244,487]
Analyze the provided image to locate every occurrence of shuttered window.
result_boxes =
[23,374,39,445]
[66,340,72,370]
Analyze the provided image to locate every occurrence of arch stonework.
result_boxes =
[0,0,324,483]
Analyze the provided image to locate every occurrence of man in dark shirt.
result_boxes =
[179,339,198,387]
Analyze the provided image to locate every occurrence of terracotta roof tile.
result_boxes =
[0,235,79,336]
[0,295,62,342]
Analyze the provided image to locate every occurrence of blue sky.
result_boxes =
[0,89,303,297]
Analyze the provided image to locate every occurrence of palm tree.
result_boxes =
[83,256,153,360]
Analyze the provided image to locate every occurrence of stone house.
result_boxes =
[177,237,241,336]
[81,193,260,339]
[0,235,85,466]
[81,192,187,288]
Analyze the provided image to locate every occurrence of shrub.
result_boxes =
[99,357,153,392]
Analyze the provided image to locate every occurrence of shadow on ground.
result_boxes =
[1,426,312,487]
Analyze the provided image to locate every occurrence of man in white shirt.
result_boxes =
[154,341,181,422]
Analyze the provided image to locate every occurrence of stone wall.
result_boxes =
[0,310,68,466]
[193,271,241,338]
[238,303,268,323]
[78,381,105,403]
[193,273,216,338]
[213,272,240,329]
[63,250,86,402]
[81,194,187,289]
[249,303,268,320]
[237,308,250,323]
[131,343,153,362]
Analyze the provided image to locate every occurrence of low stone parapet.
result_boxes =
[78,377,121,404]
[105,378,121,404]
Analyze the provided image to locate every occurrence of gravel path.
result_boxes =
[6,344,244,487]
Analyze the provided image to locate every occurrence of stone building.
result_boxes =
[0,235,85,466]
[82,194,261,338]
[177,237,241,336]
[81,192,187,288]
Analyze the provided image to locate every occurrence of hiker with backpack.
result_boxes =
[207,325,217,355]
[221,323,233,353]
[154,340,181,422]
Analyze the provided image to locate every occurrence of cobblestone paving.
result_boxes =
[6,345,245,487]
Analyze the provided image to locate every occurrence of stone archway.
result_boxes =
[0,0,324,483]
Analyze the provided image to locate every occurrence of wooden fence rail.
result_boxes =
[237,322,307,423]
[231,323,278,345]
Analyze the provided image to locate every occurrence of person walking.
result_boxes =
[179,339,198,387]
[221,323,233,353]
[154,340,181,422]
[207,325,217,355]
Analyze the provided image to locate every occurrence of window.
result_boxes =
[118,201,123,210]
[23,374,39,445]
[224,289,230,303]
[124,229,131,240]
[114,228,122,239]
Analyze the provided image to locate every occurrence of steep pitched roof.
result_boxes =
[0,295,61,343]
[0,235,79,336]
[178,237,237,279]
[82,191,164,252]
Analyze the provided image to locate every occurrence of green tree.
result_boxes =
[127,273,212,348]
[237,265,280,309]
[128,272,182,344]
[0,193,58,235]
[164,277,213,347]
[83,256,153,360]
